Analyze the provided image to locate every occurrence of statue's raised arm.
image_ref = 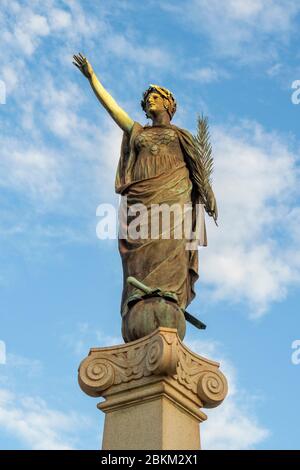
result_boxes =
[73,53,134,133]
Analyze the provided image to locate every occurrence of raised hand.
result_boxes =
[73,53,94,80]
[72,52,134,133]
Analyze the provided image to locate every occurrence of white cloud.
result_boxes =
[0,350,92,450]
[5,6,50,56]
[0,1,81,57]
[104,34,171,68]
[162,0,300,62]
[0,0,171,74]
[198,120,300,315]
[0,141,62,204]
[94,120,123,191]
[0,387,88,450]
[185,66,229,83]
[62,322,122,356]
[186,338,269,449]
[0,0,165,204]
[203,399,269,450]
[6,354,43,377]
[267,63,283,77]
[48,8,72,31]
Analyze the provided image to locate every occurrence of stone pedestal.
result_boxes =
[78,327,228,450]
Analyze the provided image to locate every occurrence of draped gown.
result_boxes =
[115,122,207,320]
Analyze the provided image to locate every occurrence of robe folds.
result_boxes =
[115,122,207,317]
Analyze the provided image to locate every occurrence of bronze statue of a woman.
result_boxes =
[73,53,217,343]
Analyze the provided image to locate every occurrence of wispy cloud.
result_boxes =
[0,350,92,450]
[200,120,300,316]
[0,141,62,204]
[184,66,230,83]
[102,34,171,68]
[161,0,300,63]
[62,322,122,356]
[0,0,153,254]
[186,338,269,449]
[267,63,283,77]
[6,354,43,378]
[0,387,89,450]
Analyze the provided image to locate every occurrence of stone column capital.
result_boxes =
[78,327,228,410]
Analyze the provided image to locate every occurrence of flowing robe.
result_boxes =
[115,122,207,318]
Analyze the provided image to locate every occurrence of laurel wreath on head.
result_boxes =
[193,115,218,225]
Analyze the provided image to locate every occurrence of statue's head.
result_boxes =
[141,85,177,121]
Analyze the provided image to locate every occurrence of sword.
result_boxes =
[127,276,206,330]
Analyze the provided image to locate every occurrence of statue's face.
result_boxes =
[145,92,166,117]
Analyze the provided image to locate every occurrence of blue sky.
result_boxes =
[0,0,300,450]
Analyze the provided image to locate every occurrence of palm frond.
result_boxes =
[193,114,214,204]
[191,114,218,225]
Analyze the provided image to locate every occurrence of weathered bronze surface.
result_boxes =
[73,55,217,342]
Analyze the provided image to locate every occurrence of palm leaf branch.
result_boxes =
[192,114,214,205]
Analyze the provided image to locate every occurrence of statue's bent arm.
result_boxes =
[73,53,134,134]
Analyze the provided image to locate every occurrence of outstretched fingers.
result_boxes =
[72,61,81,69]
[73,54,83,65]
[73,53,87,65]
